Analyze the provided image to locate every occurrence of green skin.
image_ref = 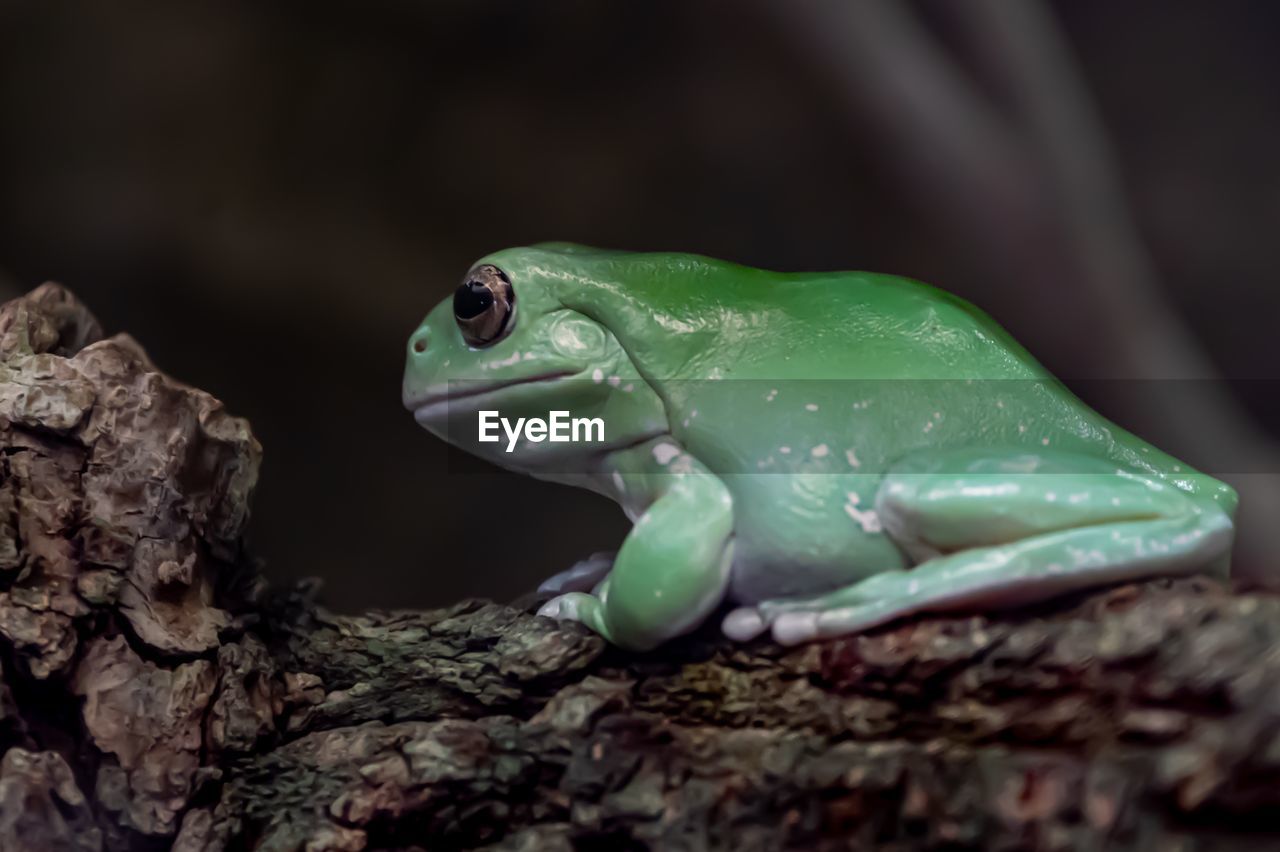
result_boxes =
[403,244,1238,650]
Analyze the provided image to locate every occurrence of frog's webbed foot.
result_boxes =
[725,448,1235,647]
[537,551,616,595]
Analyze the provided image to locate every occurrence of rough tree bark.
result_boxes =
[0,286,1279,851]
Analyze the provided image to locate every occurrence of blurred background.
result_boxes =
[1,0,1278,611]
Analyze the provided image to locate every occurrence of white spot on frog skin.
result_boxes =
[923,421,934,433]
[884,480,908,497]
[1041,437,1051,446]
[907,580,920,595]
[1111,497,1121,506]
[607,375,621,387]
[591,368,604,384]
[488,350,522,369]
[442,360,450,368]
[811,444,830,458]
[843,492,882,533]
[611,471,626,494]
[933,411,942,420]
[995,399,1004,409]
[1045,492,1057,502]
[765,388,778,402]
[652,443,681,466]
[845,449,861,469]
[805,403,819,412]
[682,418,690,428]
[1018,423,1027,434]
[852,400,871,410]
[779,446,792,455]
[691,409,699,419]
[622,383,634,393]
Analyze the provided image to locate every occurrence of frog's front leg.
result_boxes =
[725,448,1234,646]
[538,447,734,651]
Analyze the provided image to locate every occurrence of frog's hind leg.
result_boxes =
[724,448,1234,646]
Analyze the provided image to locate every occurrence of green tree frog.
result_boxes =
[403,245,1237,650]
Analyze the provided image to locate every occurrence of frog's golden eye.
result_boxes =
[454,264,515,347]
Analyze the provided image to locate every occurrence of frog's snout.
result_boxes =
[408,326,431,356]
[403,324,437,411]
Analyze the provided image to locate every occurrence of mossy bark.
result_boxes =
[0,286,1278,851]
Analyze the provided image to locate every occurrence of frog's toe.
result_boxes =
[772,611,821,646]
[724,598,827,643]
[813,603,891,638]
[537,593,584,622]
[721,607,768,642]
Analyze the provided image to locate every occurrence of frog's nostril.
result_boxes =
[410,330,429,354]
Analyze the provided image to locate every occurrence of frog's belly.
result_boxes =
[722,473,910,605]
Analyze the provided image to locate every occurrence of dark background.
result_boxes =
[1,1,1278,611]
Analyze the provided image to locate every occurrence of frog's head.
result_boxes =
[403,244,677,470]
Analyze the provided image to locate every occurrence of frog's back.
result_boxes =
[691,268,1044,383]
[637,264,1219,496]
[530,245,1031,381]
[535,248,1225,502]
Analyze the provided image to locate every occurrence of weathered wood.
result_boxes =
[0,285,1278,851]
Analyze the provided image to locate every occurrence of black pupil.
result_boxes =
[454,279,494,319]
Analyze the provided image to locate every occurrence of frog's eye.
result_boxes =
[454,264,516,347]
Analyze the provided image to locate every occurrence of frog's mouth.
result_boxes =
[405,370,581,424]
